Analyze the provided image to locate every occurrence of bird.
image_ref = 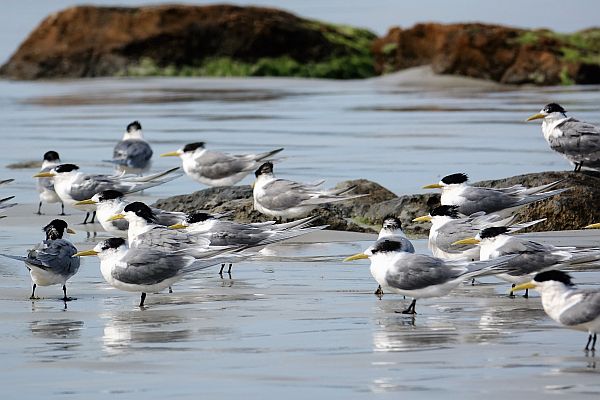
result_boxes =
[33,164,182,224]
[526,103,600,172]
[413,205,544,261]
[73,237,237,307]
[107,202,230,257]
[161,142,284,187]
[422,173,567,216]
[105,121,153,175]
[512,270,600,351]
[453,226,600,297]
[74,190,188,236]
[169,212,326,274]
[253,162,368,219]
[0,219,79,301]
[344,238,515,314]
[36,150,64,215]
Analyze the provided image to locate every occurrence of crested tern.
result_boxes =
[526,103,600,172]
[161,142,284,187]
[0,219,79,300]
[36,151,64,215]
[34,164,182,224]
[513,270,600,351]
[423,173,567,216]
[74,237,236,307]
[105,121,153,175]
[453,226,600,297]
[344,238,514,314]
[253,162,368,219]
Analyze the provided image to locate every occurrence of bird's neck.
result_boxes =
[127,216,154,241]
[539,283,576,322]
[41,159,60,169]
[542,115,570,138]
[123,130,144,140]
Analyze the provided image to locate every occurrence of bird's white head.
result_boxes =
[512,270,575,294]
[123,121,144,140]
[526,103,567,123]
[160,142,205,160]
[33,163,80,180]
[423,173,469,190]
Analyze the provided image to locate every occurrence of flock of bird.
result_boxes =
[1,103,600,352]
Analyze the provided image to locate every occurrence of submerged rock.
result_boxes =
[0,5,376,80]
[155,171,600,235]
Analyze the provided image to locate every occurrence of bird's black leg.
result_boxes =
[29,284,38,300]
[59,203,65,216]
[471,278,475,286]
[592,333,597,352]
[396,299,417,314]
[90,211,96,223]
[82,212,90,224]
[586,334,593,351]
[168,286,173,294]
[139,292,147,308]
[509,284,516,298]
[62,284,73,301]
[36,201,42,215]
[227,264,233,274]
[219,264,225,276]
[374,285,384,298]
[523,288,529,299]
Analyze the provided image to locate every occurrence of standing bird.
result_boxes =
[0,219,79,301]
[36,151,64,215]
[526,103,600,172]
[161,142,283,187]
[75,190,187,236]
[453,227,600,297]
[33,164,182,224]
[344,239,514,314]
[253,162,367,219]
[105,121,153,175]
[513,271,600,351]
[74,238,236,307]
[422,173,567,216]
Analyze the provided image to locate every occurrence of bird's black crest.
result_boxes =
[534,270,574,286]
[543,103,566,114]
[98,190,124,202]
[127,121,142,132]
[480,226,509,239]
[430,205,460,218]
[182,142,205,153]
[42,219,69,240]
[123,201,156,222]
[441,173,469,185]
[54,164,79,173]
[186,212,214,224]
[255,162,273,177]
[382,215,402,230]
[371,239,403,254]
[43,151,60,162]
[101,237,126,251]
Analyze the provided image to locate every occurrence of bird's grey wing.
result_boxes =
[134,227,211,252]
[257,179,311,211]
[153,209,187,226]
[551,119,600,157]
[437,220,480,253]
[114,249,191,285]
[496,239,566,275]
[384,254,460,290]
[191,151,255,180]
[34,239,80,276]
[112,140,153,168]
[559,290,600,326]
[68,174,119,200]
[201,223,268,247]
[459,187,516,214]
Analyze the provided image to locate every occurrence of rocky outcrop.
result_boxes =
[373,23,600,85]
[0,5,376,80]
[154,171,600,235]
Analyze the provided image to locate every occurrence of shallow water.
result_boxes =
[1,72,600,398]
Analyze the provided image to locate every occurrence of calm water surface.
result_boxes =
[1,73,600,398]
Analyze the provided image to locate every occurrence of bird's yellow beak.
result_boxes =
[33,172,55,178]
[74,199,97,206]
[66,228,76,234]
[452,237,481,246]
[526,113,545,122]
[412,215,432,222]
[168,223,186,230]
[511,282,536,292]
[107,214,125,221]
[73,249,99,257]
[160,151,181,157]
[423,183,442,189]
[344,253,369,262]
[584,223,600,229]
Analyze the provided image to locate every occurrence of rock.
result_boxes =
[0,5,376,80]
[373,23,600,85]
